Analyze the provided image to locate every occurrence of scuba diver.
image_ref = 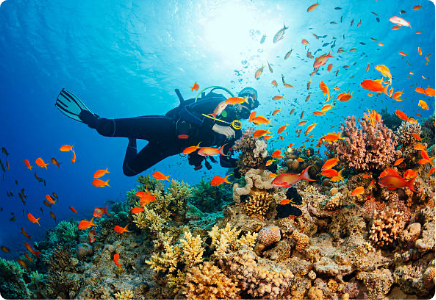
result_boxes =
[55,86,259,176]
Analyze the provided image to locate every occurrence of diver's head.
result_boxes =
[235,87,259,119]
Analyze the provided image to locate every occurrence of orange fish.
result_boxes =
[43,200,52,208]
[416,31,422,34]
[421,150,431,161]
[313,111,325,116]
[424,88,435,97]
[330,169,345,182]
[418,100,429,110]
[321,169,339,178]
[24,252,33,262]
[45,194,56,205]
[24,242,41,258]
[255,66,264,79]
[307,2,319,12]
[92,178,110,187]
[304,123,317,136]
[69,206,78,214]
[277,124,288,134]
[265,159,276,166]
[323,132,344,143]
[360,80,388,94]
[93,206,110,218]
[253,129,270,138]
[269,173,278,178]
[114,225,132,233]
[136,191,156,206]
[190,82,199,91]
[394,158,404,166]
[337,92,353,102]
[302,39,309,45]
[21,227,32,239]
[93,168,110,179]
[413,4,422,10]
[333,86,341,91]
[415,87,426,94]
[60,145,73,152]
[351,187,365,197]
[210,174,232,186]
[182,142,202,155]
[379,173,416,192]
[16,258,28,271]
[395,110,409,122]
[272,109,281,116]
[272,150,284,159]
[27,213,40,226]
[399,52,408,56]
[298,120,308,126]
[418,47,422,55]
[313,51,334,69]
[50,211,57,223]
[198,145,227,157]
[130,207,145,214]
[429,168,435,176]
[322,157,339,171]
[71,150,76,163]
[412,132,422,141]
[89,228,96,244]
[1,245,10,253]
[271,80,278,88]
[35,157,49,169]
[414,143,426,151]
[392,25,402,30]
[321,104,333,112]
[404,169,418,180]
[78,217,96,230]
[252,116,272,125]
[272,166,315,188]
[114,253,122,269]
[263,135,273,140]
[327,64,333,72]
[300,111,305,119]
[297,158,305,162]
[24,159,32,170]
[249,111,257,122]
[50,158,62,168]
[378,42,384,47]
[272,95,284,100]
[225,96,248,105]
[279,199,293,205]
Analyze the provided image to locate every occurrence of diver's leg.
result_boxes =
[95,116,175,141]
[123,141,178,176]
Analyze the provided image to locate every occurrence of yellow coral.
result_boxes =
[145,235,181,273]
[132,205,165,234]
[209,224,258,258]
[243,190,273,220]
[114,290,134,300]
[183,262,241,300]
[179,230,204,268]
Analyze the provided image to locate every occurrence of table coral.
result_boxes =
[336,115,397,171]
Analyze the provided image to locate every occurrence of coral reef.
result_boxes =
[336,115,397,171]
[395,121,422,147]
[0,257,31,299]
[47,220,78,245]
[233,127,268,176]
[422,114,435,147]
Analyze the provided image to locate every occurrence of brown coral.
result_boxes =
[336,115,397,171]
[395,121,422,147]
[369,205,407,247]
[257,225,281,247]
[243,190,273,220]
[291,230,310,252]
[183,262,241,300]
[233,127,267,175]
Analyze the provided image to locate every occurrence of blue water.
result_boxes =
[0,0,434,259]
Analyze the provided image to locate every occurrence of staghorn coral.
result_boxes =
[395,121,422,147]
[369,204,407,248]
[219,249,294,298]
[183,262,241,300]
[132,205,165,234]
[114,289,134,300]
[145,232,182,273]
[179,229,204,268]
[336,115,397,171]
[209,223,258,258]
[233,127,268,175]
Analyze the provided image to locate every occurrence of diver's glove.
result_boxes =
[212,124,235,141]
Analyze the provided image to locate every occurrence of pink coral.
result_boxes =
[336,116,397,171]
[257,225,281,246]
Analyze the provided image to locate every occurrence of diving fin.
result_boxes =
[55,88,93,123]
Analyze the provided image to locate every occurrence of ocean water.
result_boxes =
[0,0,434,263]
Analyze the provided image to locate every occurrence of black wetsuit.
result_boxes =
[92,91,242,176]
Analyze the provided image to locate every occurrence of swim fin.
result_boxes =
[55,88,93,123]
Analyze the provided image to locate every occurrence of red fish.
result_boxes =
[272,150,284,159]
[21,227,32,239]
[71,150,76,163]
[24,159,32,170]
[24,252,34,262]
[322,157,339,171]
[92,179,110,187]
[271,166,315,187]
[50,158,62,168]
[60,145,73,152]
[351,187,365,196]
[210,174,232,187]
[69,206,78,214]
[130,207,145,214]
[182,142,202,155]
[394,158,404,166]
[46,194,56,205]
[321,169,339,177]
[135,191,156,206]
[93,206,110,218]
[89,228,96,244]
[360,80,388,94]
[379,169,416,192]
[17,259,29,271]
[198,145,227,157]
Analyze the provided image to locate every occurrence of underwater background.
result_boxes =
[0,0,435,299]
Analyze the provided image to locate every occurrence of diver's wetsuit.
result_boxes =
[92,91,241,176]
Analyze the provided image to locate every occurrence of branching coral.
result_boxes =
[233,127,268,175]
[132,205,165,234]
[395,121,422,147]
[336,115,397,171]
[114,289,134,300]
[209,223,258,258]
[179,230,204,268]
[47,220,78,245]
[183,262,241,299]
[369,205,407,248]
